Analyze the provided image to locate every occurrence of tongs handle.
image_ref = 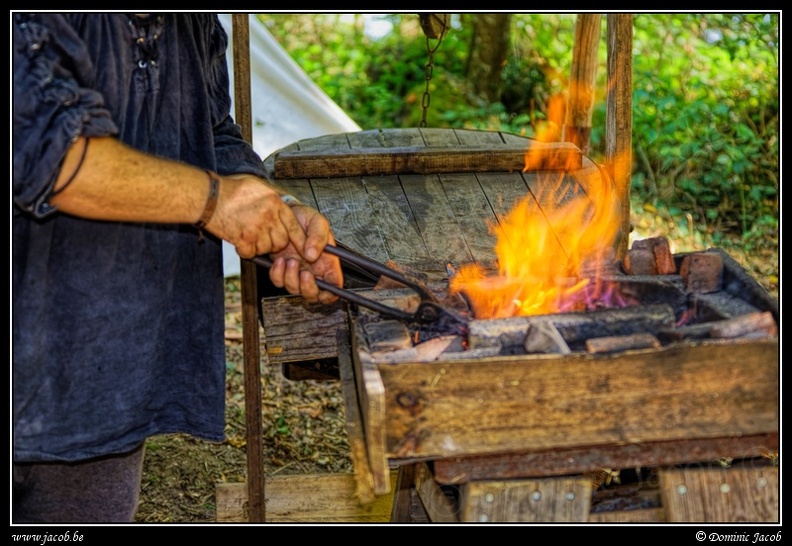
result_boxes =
[251,245,418,322]
[323,244,436,303]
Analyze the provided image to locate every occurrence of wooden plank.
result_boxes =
[474,171,531,218]
[260,296,346,365]
[295,131,351,152]
[361,175,435,271]
[310,176,389,264]
[277,178,318,209]
[475,171,569,260]
[368,340,778,461]
[524,170,592,211]
[379,127,426,147]
[413,462,459,522]
[605,14,633,259]
[348,312,392,496]
[273,144,582,180]
[459,476,593,522]
[564,14,602,154]
[400,174,474,269]
[348,127,424,148]
[215,473,397,523]
[337,328,386,504]
[454,128,508,146]
[420,127,461,146]
[432,434,779,484]
[438,172,499,269]
[501,131,534,146]
[390,464,418,522]
[231,14,265,523]
[522,169,599,262]
[588,507,665,523]
[659,464,779,522]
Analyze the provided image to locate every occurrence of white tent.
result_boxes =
[218,14,361,277]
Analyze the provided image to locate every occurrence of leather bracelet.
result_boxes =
[51,137,90,198]
[195,170,220,231]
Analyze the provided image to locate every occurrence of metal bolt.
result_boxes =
[566,491,576,501]
[677,484,688,496]
[757,477,768,488]
[531,490,541,501]
[478,514,489,522]
[484,493,494,503]
[720,483,731,494]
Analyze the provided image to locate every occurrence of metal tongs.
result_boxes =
[252,244,469,336]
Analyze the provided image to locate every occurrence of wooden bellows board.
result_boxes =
[261,127,614,279]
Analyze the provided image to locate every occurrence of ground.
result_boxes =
[133,216,778,523]
[134,284,353,522]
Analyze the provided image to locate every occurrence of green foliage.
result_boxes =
[620,13,779,239]
[257,12,778,245]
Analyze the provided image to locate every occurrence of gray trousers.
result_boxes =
[13,442,145,523]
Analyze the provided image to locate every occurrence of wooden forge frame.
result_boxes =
[230,13,635,522]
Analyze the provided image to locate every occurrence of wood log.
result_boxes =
[585,332,661,353]
[658,311,776,342]
[364,320,413,352]
[468,303,676,351]
[689,291,762,322]
[600,275,688,317]
[524,321,571,354]
[709,311,777,339]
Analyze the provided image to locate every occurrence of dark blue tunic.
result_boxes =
[13,13,266,462]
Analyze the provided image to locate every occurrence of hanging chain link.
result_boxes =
[420,16,448,128]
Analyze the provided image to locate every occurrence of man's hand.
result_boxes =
[207,174,342,304]
[266,204,343,305]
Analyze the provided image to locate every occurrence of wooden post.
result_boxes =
[563,14,602,155]
[231,14,266,523]
[605,14,633,260]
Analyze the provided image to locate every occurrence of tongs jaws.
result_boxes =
[251,244,469,335]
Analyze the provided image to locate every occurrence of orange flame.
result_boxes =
[450,155,622,319]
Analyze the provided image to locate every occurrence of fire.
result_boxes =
[450,157,622,319]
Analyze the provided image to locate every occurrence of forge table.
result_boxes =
[253,128,779,523]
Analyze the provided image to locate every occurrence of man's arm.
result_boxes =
[51,136,342,304]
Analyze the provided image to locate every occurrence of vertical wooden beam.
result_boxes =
[605,14,633,260]
[231,13,266,523]
[564,14,602,155]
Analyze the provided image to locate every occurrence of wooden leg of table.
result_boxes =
[390,464,429,522]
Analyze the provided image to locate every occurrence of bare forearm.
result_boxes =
[50,136,218,225]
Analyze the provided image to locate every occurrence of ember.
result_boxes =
[355,242,778,363]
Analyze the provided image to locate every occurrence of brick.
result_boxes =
[679,252,723,294]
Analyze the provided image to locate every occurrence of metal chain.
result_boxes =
[420,16,448,128]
